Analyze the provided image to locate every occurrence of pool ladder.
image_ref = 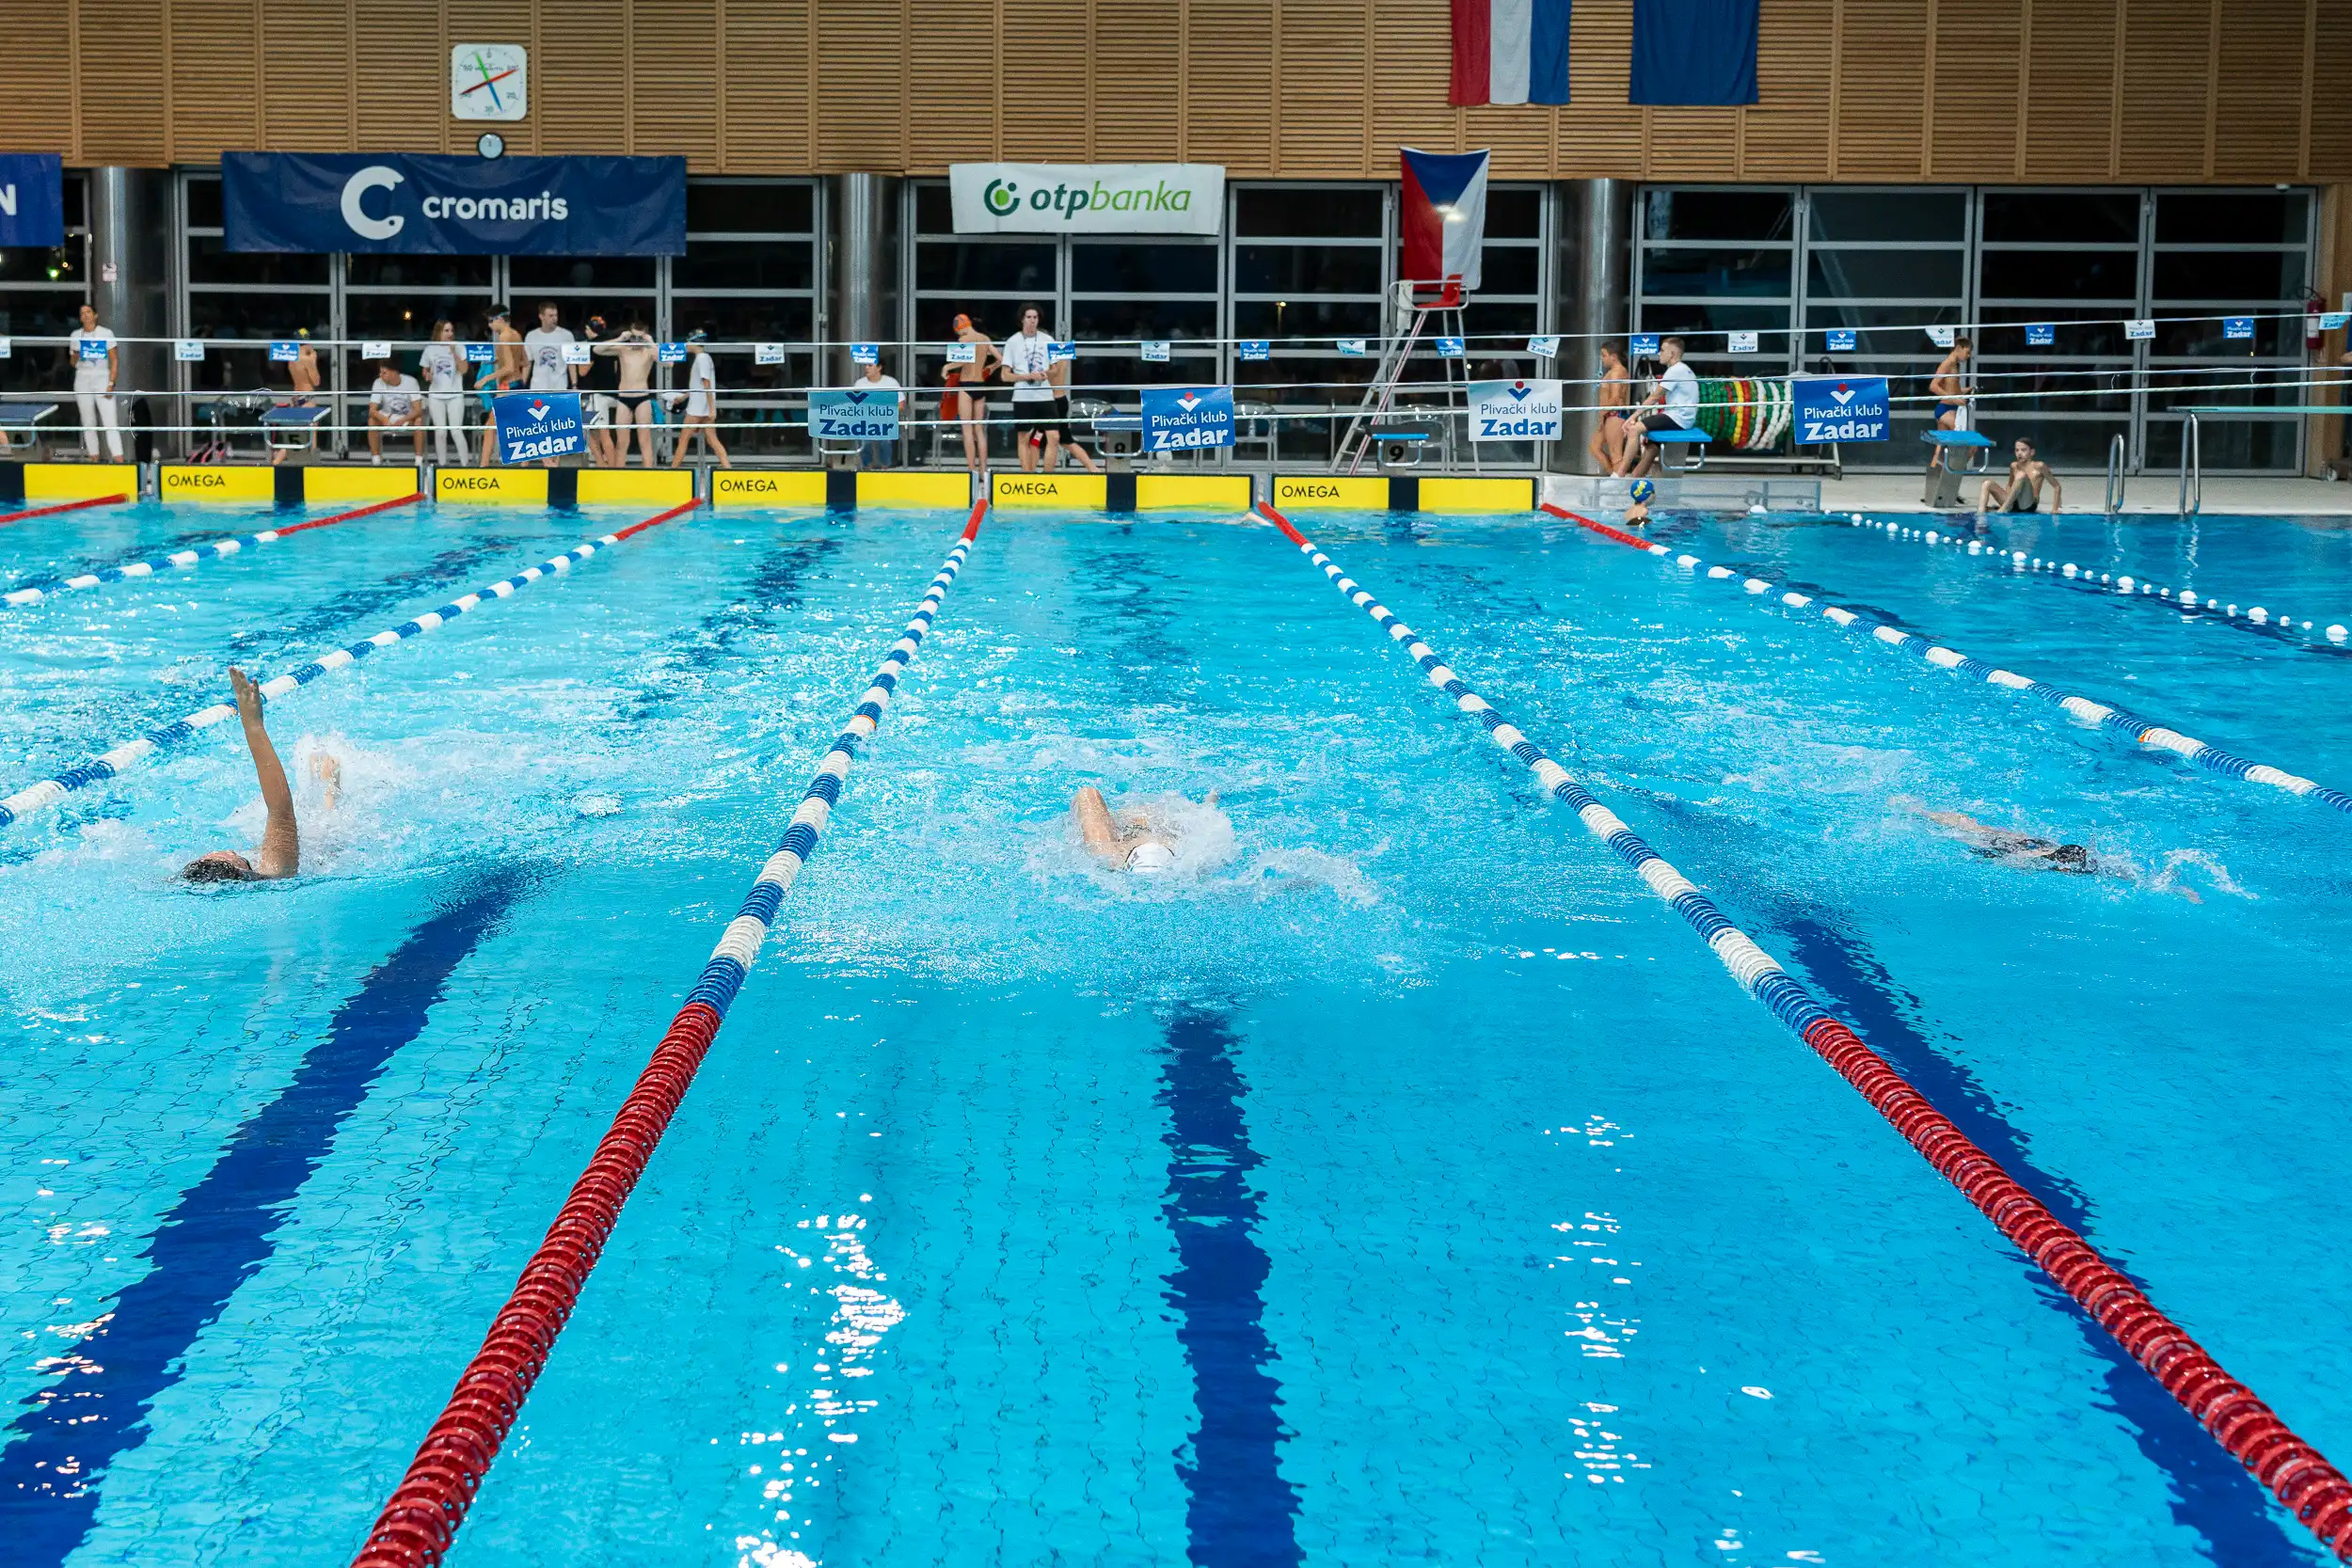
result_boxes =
[2178,412,2202,518]
[2105,433,2127,515]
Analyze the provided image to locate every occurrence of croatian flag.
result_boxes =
[1399,148,1489,294]
[1450,0,1570,105]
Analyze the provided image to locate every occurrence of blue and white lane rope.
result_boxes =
[683,499,986,1017]
[1841,514,2349,644]
[1542,503,2352,817]
[3,492,423,609]
[0,499,699,832]
[1253,499,2352,1562]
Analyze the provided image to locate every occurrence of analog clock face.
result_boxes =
[451,43,528,122]
[476,131,506,160]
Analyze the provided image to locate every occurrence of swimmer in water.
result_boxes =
[1073,785,1217,874]
[182,667,337,882]
[1919,808,2095,874]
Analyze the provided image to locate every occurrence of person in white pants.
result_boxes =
[418,319,469,466]
[68,303,122,460]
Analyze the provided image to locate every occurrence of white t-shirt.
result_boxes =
[371,373,421,420]
[524,326,576,391]
[1660,360,1699,425]
[419,343,463,395]
[69,325,116,391]
[686,351,717,416]
[1000,331,1055,403]
[856,372,903,399]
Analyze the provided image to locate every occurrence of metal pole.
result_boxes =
[2179,412,2201,517]
[1554,178,1633,475]
[2106,431,2127,513]
[87,166,174,461]
[826,173,901,390]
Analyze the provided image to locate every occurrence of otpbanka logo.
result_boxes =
[984,177,1195,218]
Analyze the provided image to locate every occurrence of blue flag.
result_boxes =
[1140,386,1235,452]
[0,154,64,248]
[1630,0,1759,105]
[494,391,585,462]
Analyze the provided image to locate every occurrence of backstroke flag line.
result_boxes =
[1399,149,1490,296]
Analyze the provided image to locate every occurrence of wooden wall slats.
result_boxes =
[0,0,2344,184]
[1829,0,1929,179]
[2022,0,2118,180]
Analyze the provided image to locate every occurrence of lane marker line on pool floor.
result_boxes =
[0,499,699,832]
[4,492,423,608]
[0,493,133,528]
[348,499,990,1568]
[1543,503,2352,817]
[1256,499,2352,1559]
[1839,513,2349,645]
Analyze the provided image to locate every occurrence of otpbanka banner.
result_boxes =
[948,164,1224,236]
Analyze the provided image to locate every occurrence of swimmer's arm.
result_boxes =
[230,668,299,879]
[1072,786,1127,867]
[2043,471,2061,513]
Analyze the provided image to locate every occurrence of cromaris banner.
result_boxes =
[948,164,1224,235]
[807,387,901,443]
[494,390,586,461]
[0,153,64,248]
[223,152,685,256]
[1399,148,1488,293]
[1139,386,1235,451]
[1792,376,1891,444]
[1467,378,1564,441]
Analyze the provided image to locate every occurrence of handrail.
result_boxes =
[2106,432,2127,514]
[2179,411,2201,518]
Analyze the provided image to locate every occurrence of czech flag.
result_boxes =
[1399,148,1489,295]
[1450,0,1570,105]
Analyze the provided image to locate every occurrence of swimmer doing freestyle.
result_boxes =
[1072,786,1217,875]
[182,668,338,882]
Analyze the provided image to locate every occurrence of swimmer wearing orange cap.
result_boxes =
[947,312,998,474]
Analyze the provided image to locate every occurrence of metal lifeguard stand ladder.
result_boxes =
[1330,277,1477,475]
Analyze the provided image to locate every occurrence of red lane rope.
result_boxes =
[271,490,424,537]
[1506,495,2352,1555]
[0,492,132,527]
[348,498,989,1568]
[607,500,701,542]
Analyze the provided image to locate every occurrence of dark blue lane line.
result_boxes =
[1156,1007,1304,1568]
[1766,908,2312,1566]
[0,864,540,1560]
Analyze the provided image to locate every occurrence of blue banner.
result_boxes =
[1793,376,1889,443]
[0,153,64,248]
[1825,329,1856,352]
[1630,0,1760,105]
[2223,316,2254,340]
[2026,323,2056,346]
[1630,333,1661,358]
[1140,386,1234,452]
[807,387,900,442]
[222,152,685,256]
[494,390,585,461]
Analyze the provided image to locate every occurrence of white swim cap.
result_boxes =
[1126,840,1176,874]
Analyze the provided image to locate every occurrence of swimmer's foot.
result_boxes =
[310,752,342,811]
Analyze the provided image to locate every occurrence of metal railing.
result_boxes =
[2179,412,2202,517]
[2106,432,2128,513]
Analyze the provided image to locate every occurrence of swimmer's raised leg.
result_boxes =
[236,668,300,879]
[310,751,342,813]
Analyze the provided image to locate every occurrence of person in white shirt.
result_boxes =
[669,330,730,468]
[366,360,425,463]
[1000,304,1059,472]
[67,303,122,460]
[417,319,469,466]
[852,356,904,469]
[520,302,578,468]
[1614,335,1701,479]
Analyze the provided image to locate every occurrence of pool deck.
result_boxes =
[1814,471,2352,518]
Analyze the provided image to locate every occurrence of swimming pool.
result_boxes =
[2,497,2347,1566]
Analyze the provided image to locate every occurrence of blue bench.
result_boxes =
[1643,426,1713,471]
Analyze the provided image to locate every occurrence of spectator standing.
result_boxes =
[1613,335,1698,479]
[599,319,659,467]
[1044,341,1101,473]
[475,306,525,465]
[66,302,121,461]
[418,319,469,466]
[852,356,904,470]
[578,314,619,467]
[366,359,424,463]
[271,328,321,467]
[1001,304,1058,473]
[669,329,730,468]
[522,302,577,468]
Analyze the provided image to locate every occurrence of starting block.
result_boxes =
[1922,429,1995,507]
[263,402,332,458]
[1645,426,1713,471]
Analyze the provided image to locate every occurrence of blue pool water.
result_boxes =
[1,498,2347,1566]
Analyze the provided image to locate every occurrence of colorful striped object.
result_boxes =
[1546,503,2352,816]
[1694,378,1791,451]
[1257,500,2352,1562]
[4,492,421,609]
[349,500,989,1568]
[0,500,698,832]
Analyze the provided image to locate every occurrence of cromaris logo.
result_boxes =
[341,166,405,240]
